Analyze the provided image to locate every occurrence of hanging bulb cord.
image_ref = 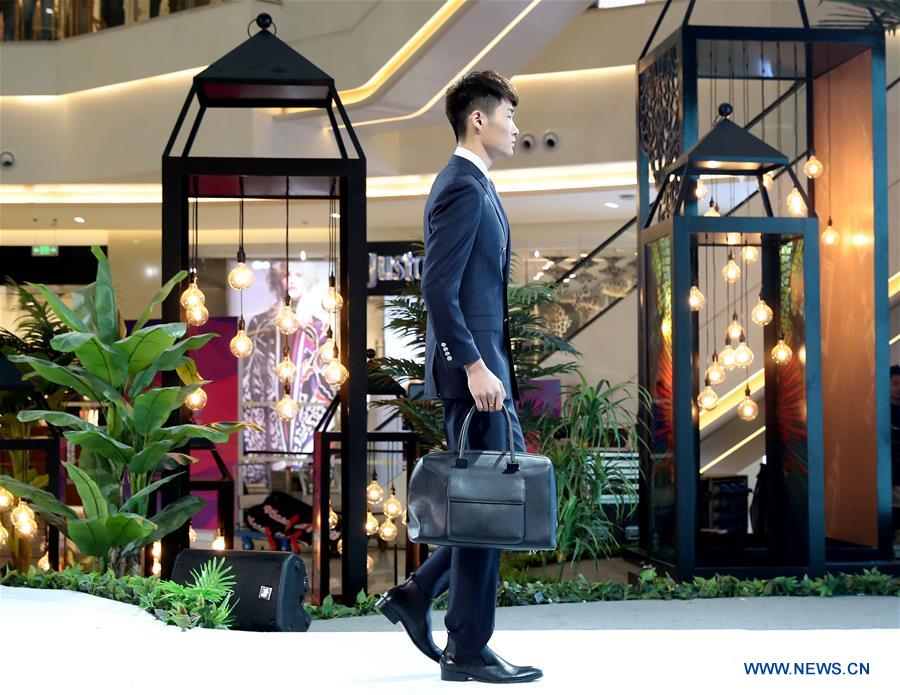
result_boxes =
[238,176,246,263]
[760,40,766,144]
[792,41,800,175]
[710,43,717,206]
[711,234,717,354]
[705,234,711,362]
[826,42,833,223]
[329,178,337,286]
[284,176,290,305]
[191,175,199,279]
[775,41,783,209]
[329,177,338,358]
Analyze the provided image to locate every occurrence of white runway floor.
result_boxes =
[2,586,897,694]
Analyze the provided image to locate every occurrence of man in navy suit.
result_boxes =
[376,71,541,684]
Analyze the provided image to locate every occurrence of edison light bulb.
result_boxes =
[727,313,743,342]
[188,525,197,544]
[738,387,759,421]
[366,475,384,505]
[661,316,672,338]
[11,501,36,538]
[151,540,162,560]
[212,532,226,551]
[228,262,254,291]
[15,517,36,538]
[324,359,349,386]
[762,172,775,190]
[383,489,403,519]
[688,284,706,311]
[704,200,720,217]
[180,280,205,309]
[822,217,839,246]
[720,340,737,371]
[0,485,13,510]
[378,517,398,542]
[741,246,759,263]
[321,287,344,313]
[365,510,379,536]
[695,178,708,199]
[803,154,824,179]
[276,355,296,384]
[401,509,407,526]
[725,232,741,246]
[337,538,343,555]
[698,379,719,410]
[319,333,336,362]
[751,296,773,326]
[11,500,34,526]
[772,336,793,365]
[185,386,208,411]
[276,301,300,335]
[230,329,254,358]
[275,393,299,420]
[722,253,741,283]
[706,354,726,385]
[734,337,754,368]
[186,304,209,327]
[0,524,8,547]
[786,187,806,216]
[328,507,339,530]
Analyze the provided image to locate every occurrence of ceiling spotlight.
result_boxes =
[604,202,619,209]
[73,216,85,224]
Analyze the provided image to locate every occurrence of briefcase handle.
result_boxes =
[455,403,519,473]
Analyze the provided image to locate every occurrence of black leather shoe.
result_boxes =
[376,576,442,663]
[440,640,543,683]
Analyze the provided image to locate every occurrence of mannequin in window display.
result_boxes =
[242,261,335,461]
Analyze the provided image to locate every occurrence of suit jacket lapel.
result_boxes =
[449,155,511,281]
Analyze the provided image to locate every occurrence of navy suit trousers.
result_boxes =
[410,392,526,656]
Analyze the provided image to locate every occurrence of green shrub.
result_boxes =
[1,556,237,630]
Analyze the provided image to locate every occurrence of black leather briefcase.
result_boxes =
[407,404,557,551]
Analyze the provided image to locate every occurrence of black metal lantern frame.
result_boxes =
[633,4,892,580]
[158,14,369,601]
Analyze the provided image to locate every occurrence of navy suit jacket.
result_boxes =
[421,154,519,401]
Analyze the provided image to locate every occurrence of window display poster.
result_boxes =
[228,260,338,459]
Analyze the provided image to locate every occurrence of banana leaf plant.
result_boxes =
[0,246,261,575]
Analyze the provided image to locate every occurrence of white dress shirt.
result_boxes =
[453,145,490,179]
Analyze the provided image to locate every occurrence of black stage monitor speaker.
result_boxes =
[171,549,311,632]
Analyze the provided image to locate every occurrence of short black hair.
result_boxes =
[444,70,519,141]
[891,364,900,377]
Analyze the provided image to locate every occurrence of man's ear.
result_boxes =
[470,109,483,134]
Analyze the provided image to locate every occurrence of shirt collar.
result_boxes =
[453,145,490,179]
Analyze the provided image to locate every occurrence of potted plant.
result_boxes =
[535,372,652,580]
[0,246,260,576]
